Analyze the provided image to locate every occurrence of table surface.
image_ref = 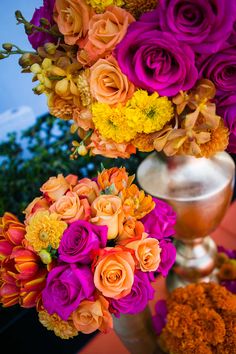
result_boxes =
[79,200,236,354]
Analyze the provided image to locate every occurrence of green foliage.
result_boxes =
[0,114,147,217]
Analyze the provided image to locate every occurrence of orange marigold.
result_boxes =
[132,133,155,152]
[123,0,158,19]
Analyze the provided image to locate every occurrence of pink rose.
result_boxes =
[49,191,91,223]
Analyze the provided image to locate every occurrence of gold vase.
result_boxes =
[137,151,235,291]
[113,306,158,354]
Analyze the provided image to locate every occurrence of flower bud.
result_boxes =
[2,43,13,52]
[0,53,6,60]
[19,53,32,67]
[78,144,88,156]
[15,10,23,20]
[24,23,33,35]
[44,42,57,55]
[40,18,50,27]
[39,249,52,265]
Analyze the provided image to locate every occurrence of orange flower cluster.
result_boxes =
[158,282,236,354]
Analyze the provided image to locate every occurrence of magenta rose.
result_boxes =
[157,239,176,277]
[115,25,198,96]
[157,0,236,54]
[28,0,56,50]
[217,94,236,153]
[199,47,236,95]
[152,299,167,335]
[42,264,95,320]
[141,198,176,239]
[58,220,107,264]
[110,271,154,317]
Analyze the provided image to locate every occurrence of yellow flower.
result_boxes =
[92,103,136,143]
[86,0,124,12]
[123,0,157,19]
[126,90,174,134]
[39,311,78,339]
[25,210,67,252]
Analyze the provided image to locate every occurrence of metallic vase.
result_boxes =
[113,306,158,354]
[137,151,235,291]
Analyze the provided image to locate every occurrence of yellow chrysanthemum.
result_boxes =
[126,90,174,134]
[86,0,124,12]
[25,210,67,252]
[39,311,78,339]
[92,103,136,143]
[123,0,158,19]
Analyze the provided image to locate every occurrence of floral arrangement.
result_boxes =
[152,282,236,354]
[215,245,236,294]
[0,167,176,339]
[1,0,236,159]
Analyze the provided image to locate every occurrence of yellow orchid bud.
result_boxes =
[78,144,88,156]
[31,63,41,74]
[55,78,70,96]
[42,58,52,70]
[44,42,57,55]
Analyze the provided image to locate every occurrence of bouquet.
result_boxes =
[0,167,176,339]
[152,282,236,354]
[1,0,236,159]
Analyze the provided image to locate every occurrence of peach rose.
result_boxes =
[23,197,50,223]
[90,56,135,106]
[72,295,113,334]
[126,233,162,272]
[89,130,136,159]
[94,247,135,299]
[73,178,100,204]
[40,174,69,201]
[77,6,135,65]
[73,108,94,132]
[97,167,133,195]
[91,195,124,239]
[53,0,94,46]
[49,191,91,223]
[117,218,144,246]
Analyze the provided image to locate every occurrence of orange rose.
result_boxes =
[65,174,78,187]
[53,0,94,46]
[72,295,113,334]
[94,247,135,299]
[73,108,94,131]
[73,178,99,204]
[49,191,91,223]
[126,233,162,272]
[90,55,135,106]
[117,218,144,246]
[78,6,134,65]
[89,130,136,159]
[91,195,124,239]
[40,174,69,201]
[97,167,134,195]
[23,197,50,223]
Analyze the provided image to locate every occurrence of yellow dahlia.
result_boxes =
[25,210,67,252]
[86,0,124,12]
[126,90,174,134]
[92,103,136,143]
[39,311,78,339]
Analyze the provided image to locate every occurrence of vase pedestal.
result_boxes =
[137,152,235,291]
[113,306,157,354]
